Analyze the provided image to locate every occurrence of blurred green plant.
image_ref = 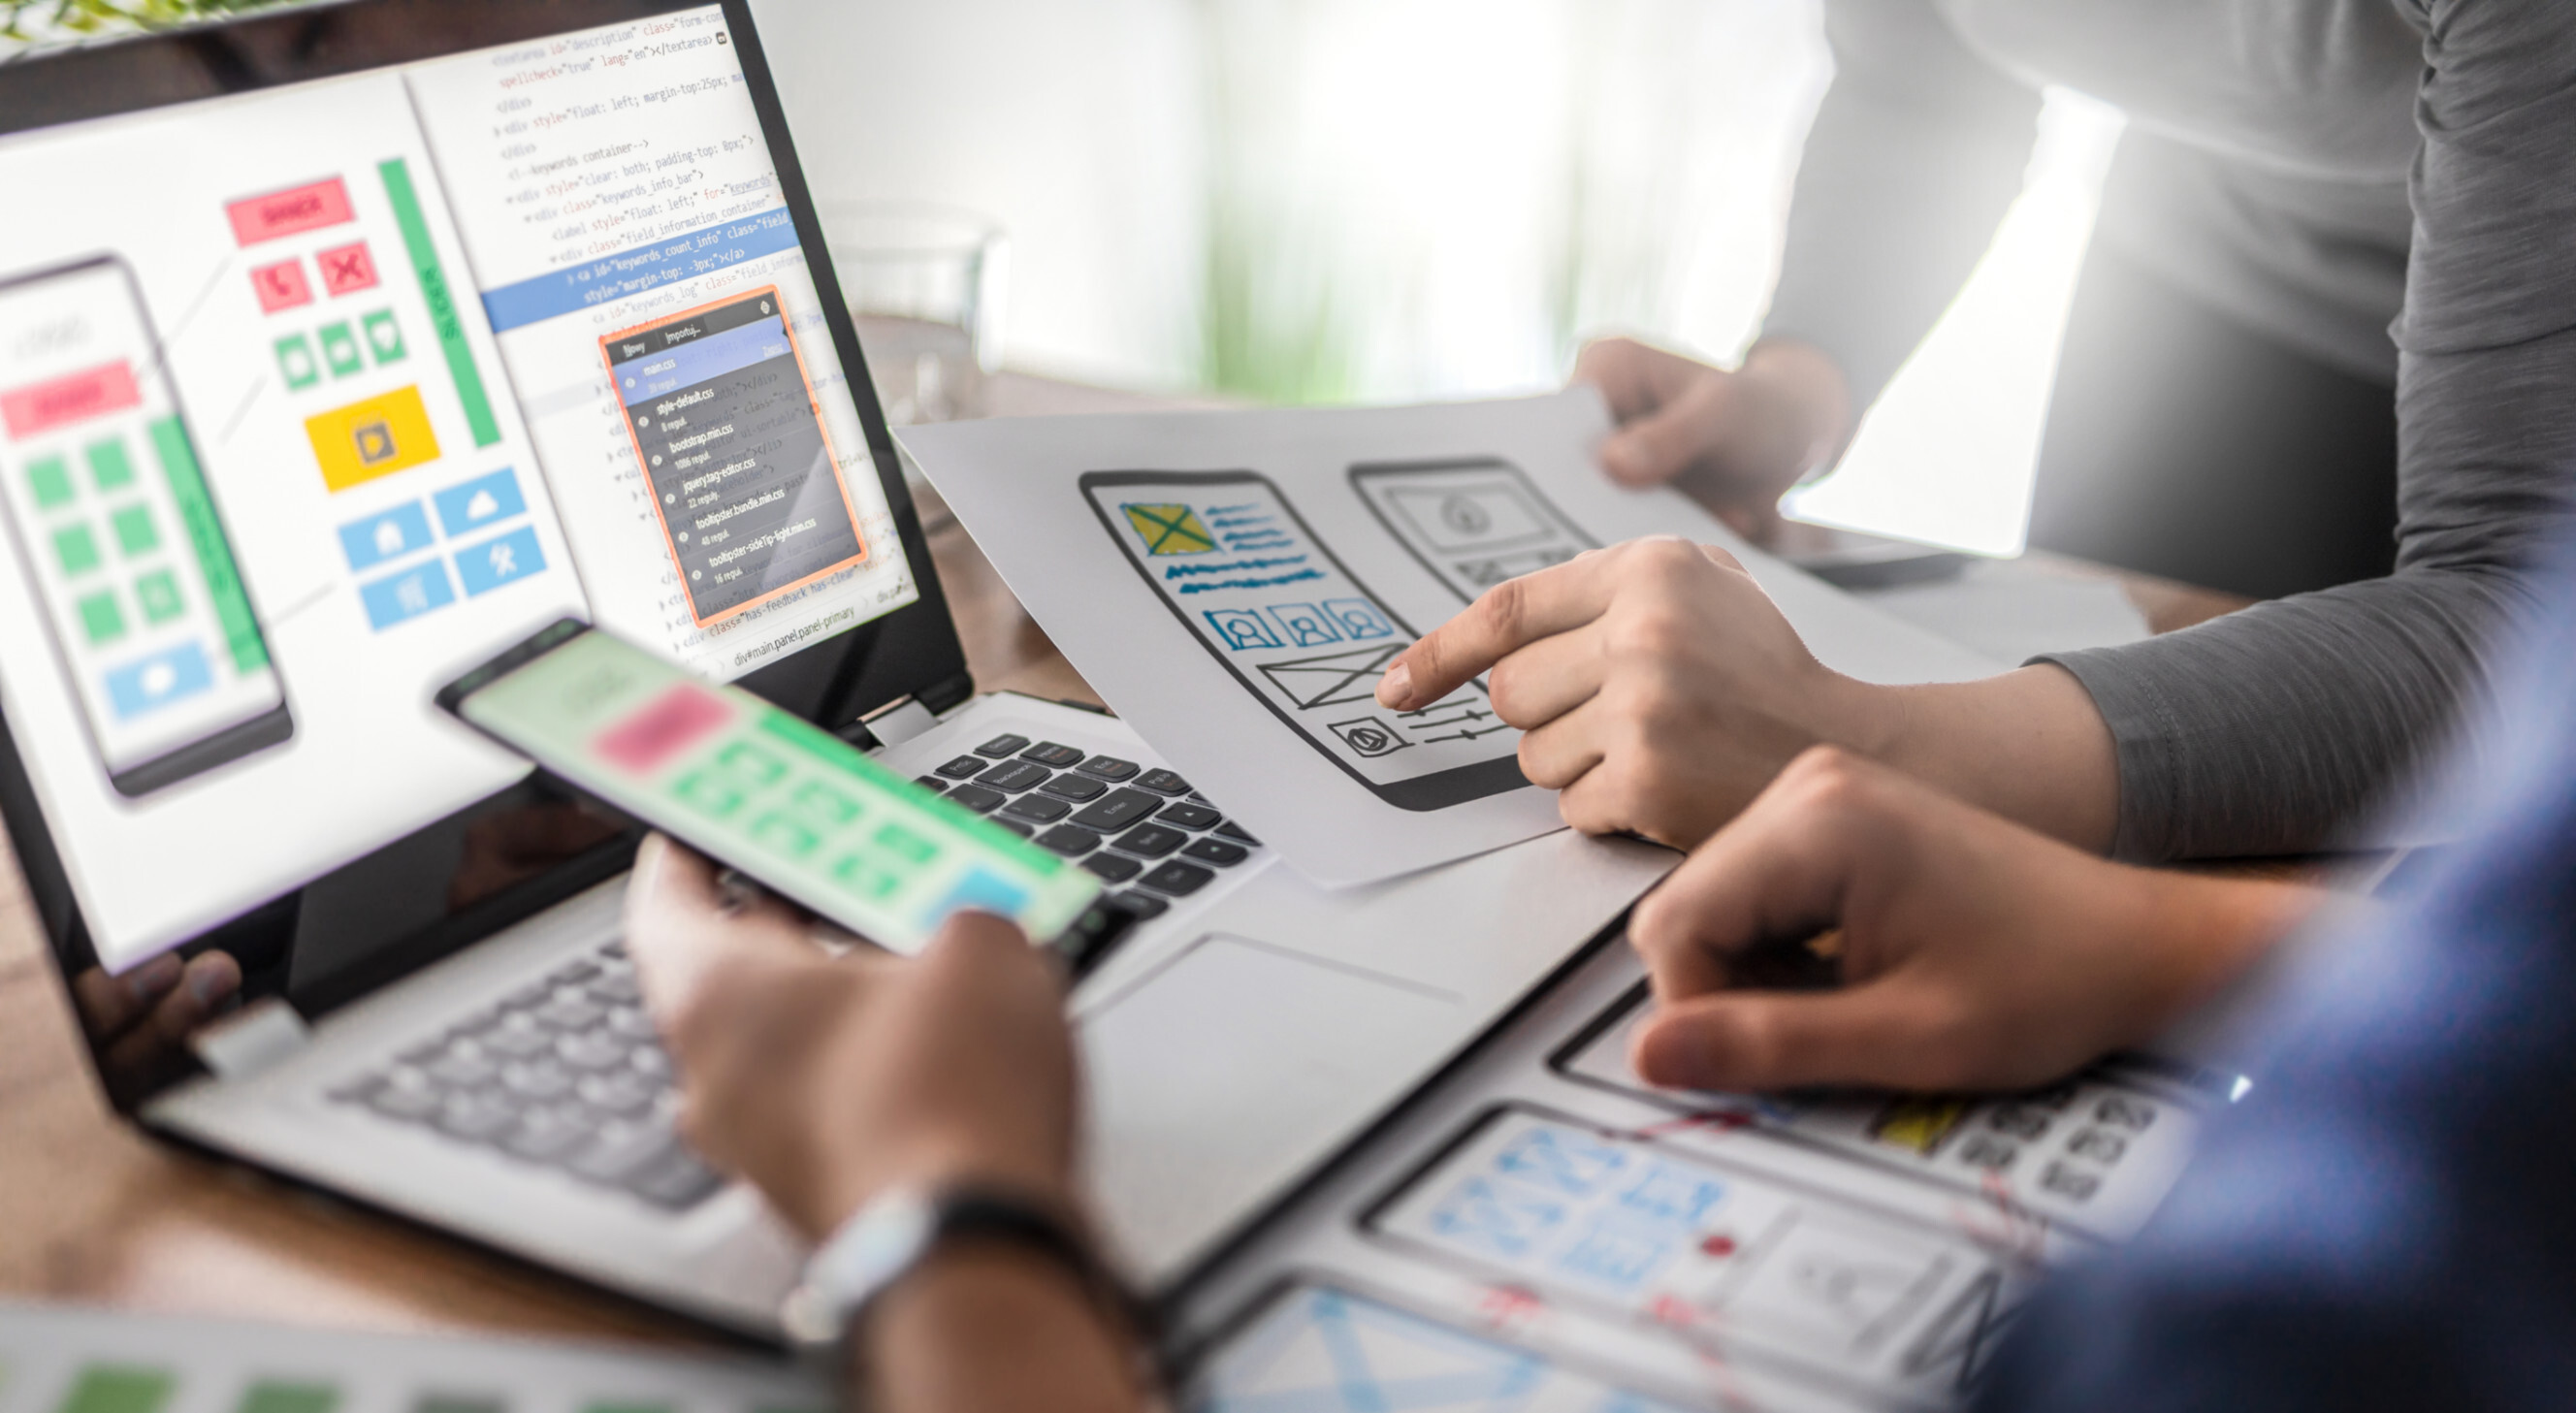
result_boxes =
[1,0,302,47]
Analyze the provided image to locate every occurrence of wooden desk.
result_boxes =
[0,373,2251,1344]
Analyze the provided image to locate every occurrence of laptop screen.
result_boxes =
[0,1,939,982]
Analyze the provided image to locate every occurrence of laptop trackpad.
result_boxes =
[1080,933,1462,1277]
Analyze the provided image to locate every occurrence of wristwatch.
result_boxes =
[781,1182,1145,1349]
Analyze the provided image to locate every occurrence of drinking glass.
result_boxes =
[821,203,1006,426]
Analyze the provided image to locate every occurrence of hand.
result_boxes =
[1626,748,2317,1094]
[1377,535,1880,850]
[622,835,1078,1239]
[1572,336,1852,542]
[72,949,242,1106]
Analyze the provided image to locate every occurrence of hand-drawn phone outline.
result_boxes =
[1079,468,1528,813]
[1352,1100,2019,1402]
[1348,456,1600,604]
[0,254,293,797]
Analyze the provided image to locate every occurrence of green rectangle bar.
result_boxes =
[380,158,501,449]
[56,1365,174,1413]
[235,1381,338,1413]
[149,415,268,673]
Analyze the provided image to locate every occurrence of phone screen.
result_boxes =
[445,624,1105,955]
[0,257,291,796]
[1080,469,1527,813]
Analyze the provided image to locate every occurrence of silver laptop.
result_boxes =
[0,0,1669,1338]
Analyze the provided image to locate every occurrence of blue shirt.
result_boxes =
[1977,555,2576,1409]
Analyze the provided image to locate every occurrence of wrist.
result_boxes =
[2129,872,2317,1020]
[1731,338,1854,494]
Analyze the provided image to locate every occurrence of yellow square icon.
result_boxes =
[306,385,440,492]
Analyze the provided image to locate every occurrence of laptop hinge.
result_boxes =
[191,997,313,1082]
[861,696,941,748]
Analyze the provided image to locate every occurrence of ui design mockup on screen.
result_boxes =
[0,7,917,973]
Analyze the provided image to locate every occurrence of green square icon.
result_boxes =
[86,438,135,492]
[318,321,364,377]
[363,309,405,364]
[136,569,183,624]
[77,590,124,645]
[790,779,861,828]
[715,739,788,787]
[27,455,74,509]
[872,822,939,867]
[274,333,321,390]
[52,522,100,576]
[751,812,821,858]
[833,853,902,901]
[110,503,157,556]
[673,770,743,819]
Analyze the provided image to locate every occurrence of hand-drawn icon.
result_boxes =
[1429,1176,1566,1260]
[1120,501,1216,556]
[1351,460,1601,603]
[1397,700,1510,744]
[1204,608,1280,652]
[1256,642,1404,710]
[1265,601,1344,648]
[1327,717,1406,757]
[1323,596,1395,639]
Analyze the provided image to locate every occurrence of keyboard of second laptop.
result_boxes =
[330,736,1264,1212]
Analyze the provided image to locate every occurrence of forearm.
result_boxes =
[864,1249,1151,1413]
[1832,663,2124,854]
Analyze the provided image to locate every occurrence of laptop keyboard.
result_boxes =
[913,733,1263,924]
[330,734,1260,1212]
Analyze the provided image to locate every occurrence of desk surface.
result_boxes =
[0,372,2249,1345]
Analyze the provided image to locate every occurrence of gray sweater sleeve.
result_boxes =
[2038,0,2576,860]
[1765,0,2040,408]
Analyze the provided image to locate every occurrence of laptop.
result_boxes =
[0,0,1673,1336]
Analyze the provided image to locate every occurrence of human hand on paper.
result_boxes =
[1571,336,1852,543]
[622,835,1079,1240]
[1376,535,1877,850]
[1626,749,2317,1094]
[71,948,242,1106]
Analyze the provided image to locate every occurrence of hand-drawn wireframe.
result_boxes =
[1362,1105,2026,1406]
[1350,458,1601,603]
[1549,985,2212,1242]
[1187,1279,1696,1413]
[1081,469,1527,813]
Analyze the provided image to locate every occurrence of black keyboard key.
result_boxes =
[945,783,1007,814]
[1214,819,1261,845]
[1082,852,1143,883]
[1034,825,1102,857]
[435,1092,522,1142]
[976,733,1032,758]
[1135,768,1191,796]
[914,776,947,793]
[1001,793,1072,823]
[935,755,988,780]
[1070,788,1161,832]
[1139,860,1216,896]
[628,1148,726,1209]
[501,1108,594,1163]
[1157,802,1222,830]
[1106,891,1169,920]
[500,1058,576,1102]
[557,1032,628,1070]
[1039,773,1108,802]
[1076,755,1140,782]
[992,819,1035,838]
[549,960,600,985]
[577,1070,661,1116]
[977,758,1051,792]
[1182,838,1249,867]
[1020,741,1086,767]
[1111,823,1187,857]
[569,1119,682,1185]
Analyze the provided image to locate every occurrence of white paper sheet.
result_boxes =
[903,392,2002,887]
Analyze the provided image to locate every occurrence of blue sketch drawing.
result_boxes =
[1557,1219,1674,1292]
[1206,609,1283,652]
[1494,1126,1629,1198]
[1267,602,1345,648]
[1429,1176,1567,1259]
[1324,597,1395,639]
[1617,1162,1726,1227]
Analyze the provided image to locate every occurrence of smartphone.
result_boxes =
[1348,457,1598,604]
[600,287,870,626]
[0,255,292,797]
[1079,468,1526,813]
[437,620,1126,968]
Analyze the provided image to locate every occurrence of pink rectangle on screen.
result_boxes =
[225,177,355,246]
[595,683,733,776]
[1,361,141,441]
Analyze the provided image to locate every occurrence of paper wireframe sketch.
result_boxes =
[902,391,2002,887]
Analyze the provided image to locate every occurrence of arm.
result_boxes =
[622,838,1148,1413]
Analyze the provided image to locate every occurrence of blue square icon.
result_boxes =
[359,560,457,630]
[336,501,434,573]
[104,642,213,721]
[453,524,546,596]
[432,466,528,537]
